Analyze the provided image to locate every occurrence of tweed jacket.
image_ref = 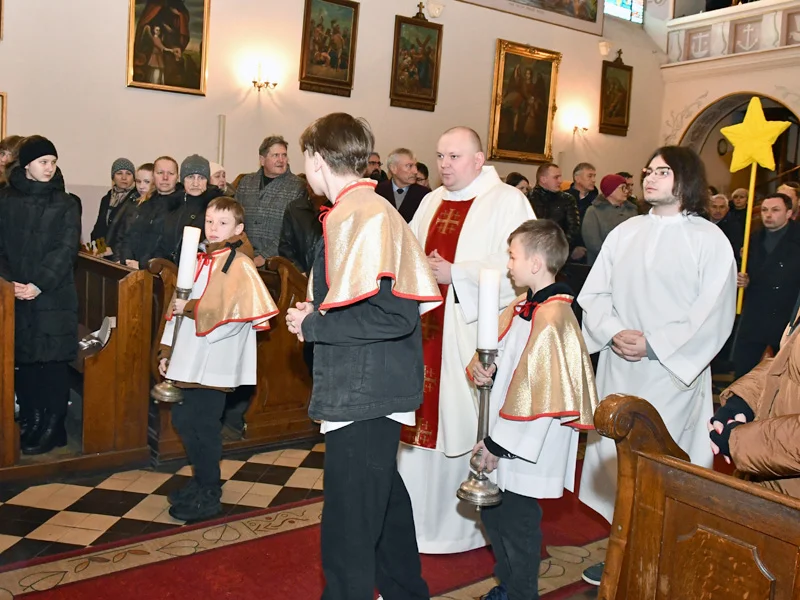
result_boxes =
[235,168,307,260]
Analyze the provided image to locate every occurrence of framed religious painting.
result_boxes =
[599,51,632,136]
[0,93,6,139]
[487,39,560,164]
[389,13,443,112]
[457,0,604,36]
[298,0,360,97]
[126,0,211,96]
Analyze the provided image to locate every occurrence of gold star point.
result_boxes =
[720,96,790,173]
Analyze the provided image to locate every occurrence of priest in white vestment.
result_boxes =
[578,148,737,530]
[397,127,534,554]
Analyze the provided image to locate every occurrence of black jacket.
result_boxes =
[375,180,430,223]
[90,187,136,242]
[278,196,329,274]
[302,238,425,421]
[739,221,800,346]
[567,186,597,250]
[156,188,222,264]
[105,190,141,256]
[528,185,581,246]
[714,212,745,261]
[117,186,184,265]
[0,167,80,364]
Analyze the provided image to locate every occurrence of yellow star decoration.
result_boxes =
[721,96,791,173]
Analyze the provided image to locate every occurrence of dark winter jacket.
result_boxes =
[90,187,136,242]
[302,238,425,422]
[528,185,581,247]
[155,187,223,264]
[117,186,184,266]
[567,185,598,251]
[278,196,329,274]
[0,167,80,364]
[105,190,141,256]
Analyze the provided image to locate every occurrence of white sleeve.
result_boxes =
[160,318,175,347]
[577,227,627,353]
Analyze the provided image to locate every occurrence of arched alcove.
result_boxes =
[678,93,799,194]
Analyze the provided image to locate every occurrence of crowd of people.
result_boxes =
[1,119,800,599]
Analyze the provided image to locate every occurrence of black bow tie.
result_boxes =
[397,188,405,195]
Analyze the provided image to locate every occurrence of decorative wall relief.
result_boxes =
[663,91,709,145]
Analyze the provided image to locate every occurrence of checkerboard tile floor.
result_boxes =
[0,442,325,568]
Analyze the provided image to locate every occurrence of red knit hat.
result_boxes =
[600,174,627,198]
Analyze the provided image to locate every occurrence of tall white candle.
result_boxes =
[477,269,501,350]
[176,226,202,290]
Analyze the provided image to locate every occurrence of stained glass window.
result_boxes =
[604,0,644,23]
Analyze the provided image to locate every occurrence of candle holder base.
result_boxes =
[151,380,184,404]
[456,470,502,509]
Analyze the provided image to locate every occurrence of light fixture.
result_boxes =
[252,61,277,92]
[427,0,445,18]
[598,40,612,57]
[573,125,589,135]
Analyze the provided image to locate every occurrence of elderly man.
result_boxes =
[567,162,597,262]
[235,135,307,266]
[398,126,534,554]
[376,148,429,222]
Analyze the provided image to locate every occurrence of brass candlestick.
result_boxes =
[151,287,191,404]
[457,348,502,509]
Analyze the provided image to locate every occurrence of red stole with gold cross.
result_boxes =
[401,199,475,449]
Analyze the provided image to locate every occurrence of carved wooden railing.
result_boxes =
[0,278,17,469]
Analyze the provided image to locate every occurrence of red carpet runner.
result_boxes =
[24,487,608,600]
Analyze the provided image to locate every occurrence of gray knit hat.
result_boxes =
[180,154,210,181]
[111,158,135,178]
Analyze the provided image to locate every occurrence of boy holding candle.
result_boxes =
[469,219,599,600]
[158,197,278,522]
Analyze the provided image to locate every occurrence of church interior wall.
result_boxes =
[1,0,665,241]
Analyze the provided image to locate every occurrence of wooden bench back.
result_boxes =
[597,395,800,599]
[0,278,16,468]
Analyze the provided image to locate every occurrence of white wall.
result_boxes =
[0,0,665,239]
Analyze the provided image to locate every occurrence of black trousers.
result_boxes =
[171,388,225,489]
[15,361,70,418]
[321,417,429,600]
[733,339,777,378]
[481,490,543,600]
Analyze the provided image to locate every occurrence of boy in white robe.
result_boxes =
[469,219,599,600]
[158,197,278,522]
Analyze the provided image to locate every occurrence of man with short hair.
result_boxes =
[578,146,737,586]
[398,126,535,554]
[365,151,388,181]
[616,171,644,213]
[235,135,307,267]
[416,162,430,188]
[528,163,580,248]
[709,193,742,255]
[376,148,429,222]
[733,192,800,377]
[566,162,597,261]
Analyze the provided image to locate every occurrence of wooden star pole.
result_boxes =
[720,97,791,314]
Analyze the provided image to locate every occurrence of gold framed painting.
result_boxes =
[126,0,211,96]
[487,39,561,164]
[457,0,603,36]
[298,0,360,98]
[0,93,6,139]
[599,52,632,136]
[389,15,443,112]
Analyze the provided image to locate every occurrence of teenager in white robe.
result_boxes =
[577,147,736,585]
[397,127,534,554]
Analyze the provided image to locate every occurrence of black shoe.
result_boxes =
[19,408,44,446]
[168,487,222,522]
[167,479,201,506]
[581,561,605,586]
[22,413,67,455]
[481,584,508,600]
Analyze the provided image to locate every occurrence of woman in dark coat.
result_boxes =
[0,136,81,455]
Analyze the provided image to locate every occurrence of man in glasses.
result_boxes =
[365,152,388,182]
[576,146,737,587]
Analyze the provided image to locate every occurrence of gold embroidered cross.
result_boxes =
[423,365,438,393]
[421,317,442,341]
[416,418,434,446]
[435,209,461,235]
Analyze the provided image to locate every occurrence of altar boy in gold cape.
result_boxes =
[285,113,441,600]
[468,219,599,600]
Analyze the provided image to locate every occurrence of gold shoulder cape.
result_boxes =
[498,293,598,428]
[309,180,442,312]
[192,243,279,336]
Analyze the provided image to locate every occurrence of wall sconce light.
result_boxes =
[252,62,277,92]
[598,40,612,57]
[427,1,445,18]
[573,125,589,135]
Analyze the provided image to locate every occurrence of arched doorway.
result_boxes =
[678,93,800,195]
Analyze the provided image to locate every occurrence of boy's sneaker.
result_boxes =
[481,584,508,600]
[168,487,222,522]
[581,562,605,586]
[167,479,201,506]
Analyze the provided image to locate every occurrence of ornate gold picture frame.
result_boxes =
[389,14,443,112]
[488,39,560,164]
[457,0,604,37]
[0,93,6,139]
[126,0,211,96]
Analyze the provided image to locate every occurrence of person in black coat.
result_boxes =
[117,156,183,269]
[734,193,800,377]
[155,155,222,264]
[105,162,154,260]
[90,158,136,243]
[374,148,430,222]
[278,189,330,274]
[527,163,580,249]
[0,136,81,455]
